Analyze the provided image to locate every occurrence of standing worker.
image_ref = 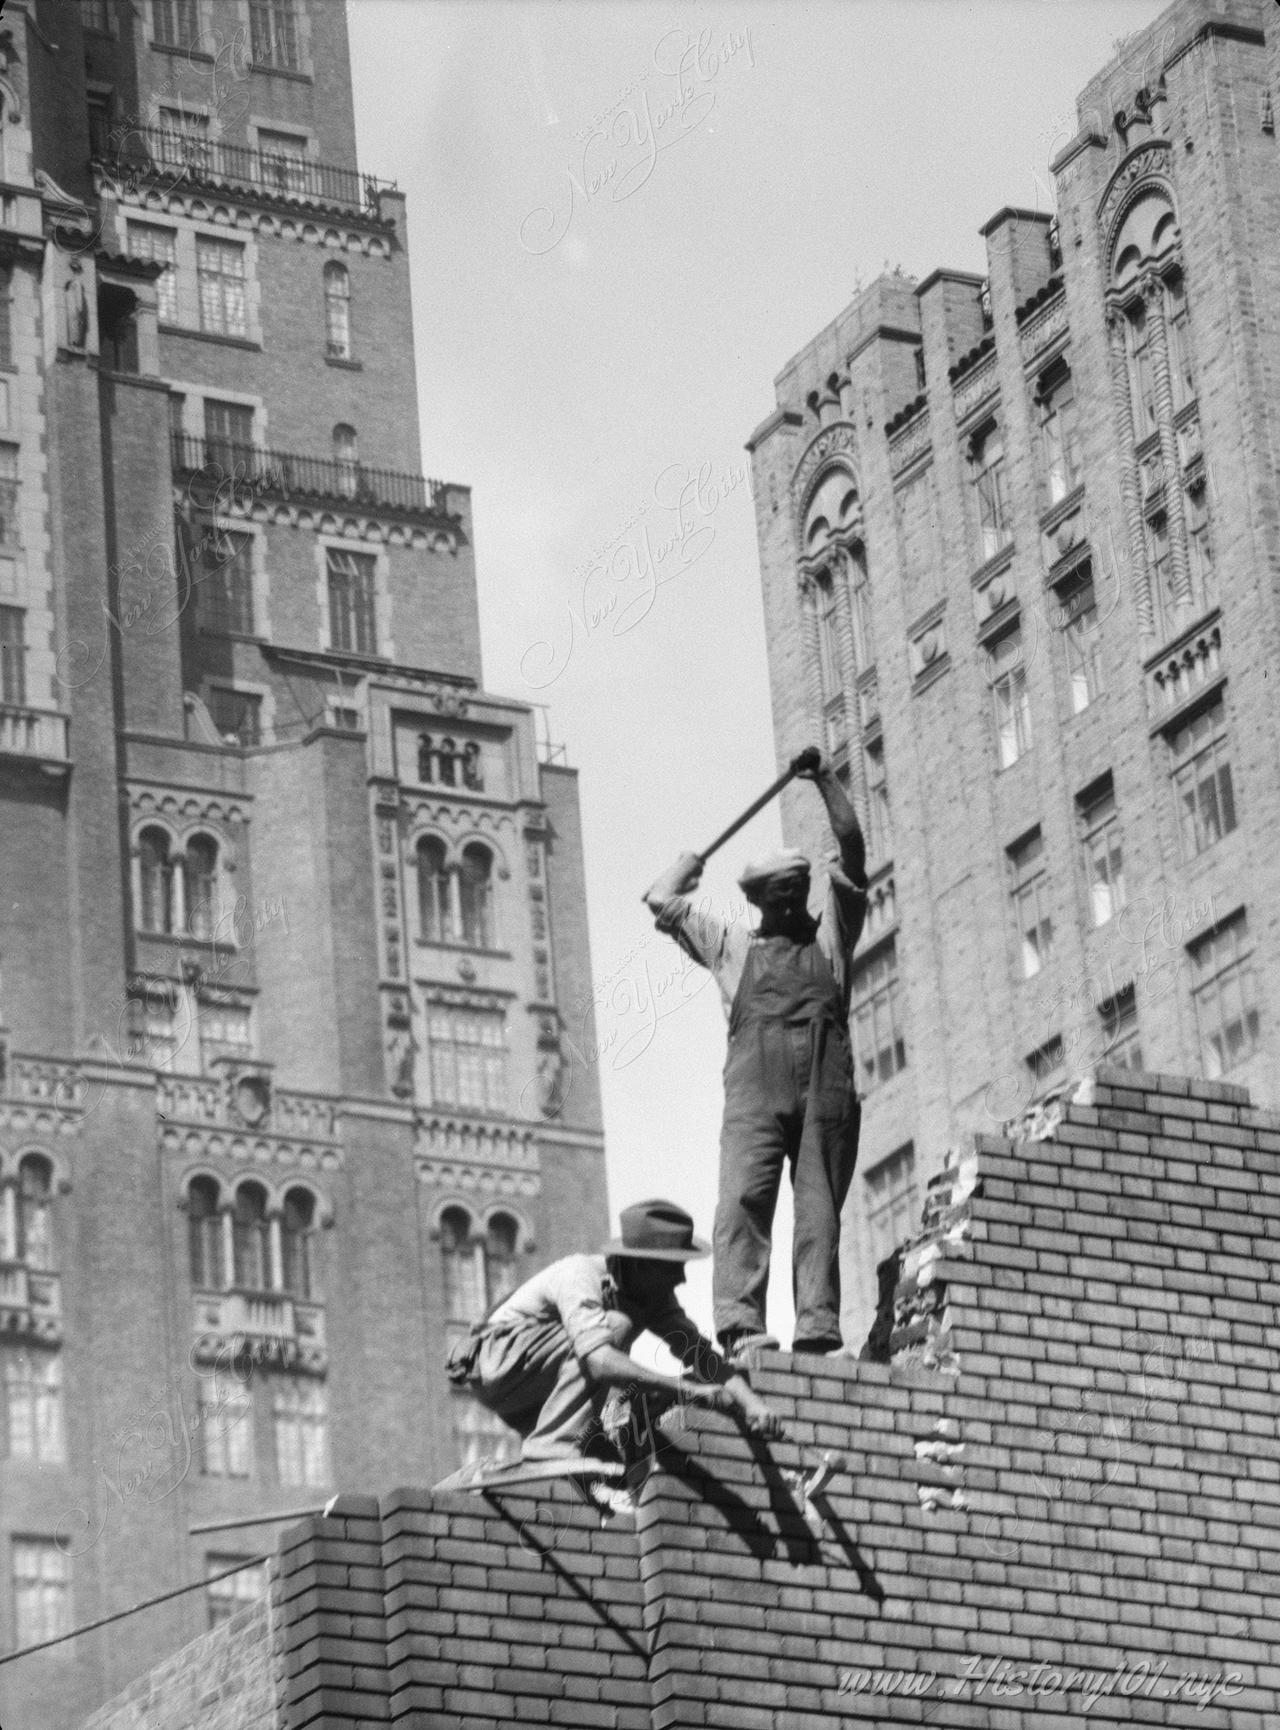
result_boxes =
[643,751,867,1359]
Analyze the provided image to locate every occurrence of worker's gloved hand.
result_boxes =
[735,1389,788,1442]
[789,747,823,780]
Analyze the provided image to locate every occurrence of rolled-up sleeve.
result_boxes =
[546,1257,630,1360]
[650,1304,723,1383]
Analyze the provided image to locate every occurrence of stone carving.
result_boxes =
[1018,292,1068,362]
[1097,140,1173,258]
[952,355,998,423]
[789,422,858,515]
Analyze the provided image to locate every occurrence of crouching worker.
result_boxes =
[446,1198,786,1476]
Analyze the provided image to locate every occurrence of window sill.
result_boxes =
[1038,483,1085,537]
[325,355,363,371]
[150,42,214,61]
[249,63,314,84]
[135,930,238,953]
[158,324,262,352]
[911,653,951,696]
[415,941,514,961]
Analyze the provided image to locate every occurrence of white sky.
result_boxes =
[347,0,1166,1345]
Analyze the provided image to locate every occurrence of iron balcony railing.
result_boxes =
[95,125,397,217]
[172,433,452,520]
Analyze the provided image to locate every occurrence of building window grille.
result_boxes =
[138,827,176,934]
[971,422,1009,561]
[325,549,377,655]
[231,1182,270,1292]
[1060,578,1103,715]
[280,1189,316,1300]
[273,1382,329,1488]
[1170,698,1236,857]
[183,834,219,940]
[152,0,199,50]
[198,528,255,636]
[428,1007,507,1112]
[12,1540,70,1648]
[196,238,248,339]
[417,836,452,943]
[0,445,20,549]
[1008,828,1053,979]
[3,1352,64,1464]
[1040,364,1081,505]
[127,223,177,322]
[1099,985,1142,1071]
[1077,779,1125,927]
[208,687,263,747]
[459,844,495,949]
[250,0,301,71]
[864,1143,917,1272]
[324,263,351,359]
[188,1175,223,1289]
[851,938,906,1094]
[199,1384,253,1478]
[1190,913,1260,1079]
[203,399,254,471]
[987,626,1031,768]
[0,604,25,705]
[205,1557,267,1629]
[257,128,308,195]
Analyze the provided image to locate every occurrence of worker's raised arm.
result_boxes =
[642,851,704,913]
[797,754,867,887]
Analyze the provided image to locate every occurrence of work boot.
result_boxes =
[792,1336,844,1357]
[721,1329,780,1367]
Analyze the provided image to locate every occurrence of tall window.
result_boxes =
[1186,484,1215,607]
[1061,577,1103,714]
[1008,828,1053,979]
[208,687,263,747]
[0,605,25,705]
[251,0,301,70]
[231,1183,270,1292]
[1099,985,1142,1071]
[417,836,452,943]
[139,828,176,933]
[459,844,494,949]
[1190,913,1260,1079]
[183,835,218,940]
[1078,779,1125,927]
[324,263,351,359]
[864,738,891,860]
[127,223,177,323]
[280,1189,316,1300]
[1040,365,1081,504]
[428,1007,507,1111]
[1126,301,1157,438]
[188,1176,223,1289]
[196,239,248,339]
[199,529,255,636]
[198,1003,252,1071]
[864,1144,917,1271]
[274,1381,329,1487]
[205,1557,267,1629]
[1026,1034,1066,1098]
[199,1384,252,1479]
[333,424,358,497]
[4,1353,64,1463]
[17,1158,53,1272]
[257,128,308,195]
[0,263,12,367]
[440,1206,484,1323]
[814,573,841,703]
[485,1213,520,1308]
[987,625,1031,768]
[1166,273,1195,411]
[152,0,198,49]
[203,399,254,470]
[971,422,1008,561]
[1171,699,1236,857]
[12,1541,70,1647]
[0,445,20,548]
[326,549,377,655]
[1145,511,1176,638]
[851,939,906,1095]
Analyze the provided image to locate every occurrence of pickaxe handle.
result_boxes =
[696,746,821,865]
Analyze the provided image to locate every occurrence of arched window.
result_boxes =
[484,1212,520,1308]
[440,1205,483,1324]
[17,1156,52,1270]
[417,836,451,943]
[333,424,358,498]
[280,1188,316,1299]
[436,738,457,787]
[461,741,483,791]
[184,834,218,941]
[459,844,493,949]
[417,733,433,784]
[231,1182,270,1291]
[188,1175,223,1289]
[139,827,175,934]
[323,262,351,360]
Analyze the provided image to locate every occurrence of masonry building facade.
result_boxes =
[0,3,607,1725]
[747,0,1280,1346]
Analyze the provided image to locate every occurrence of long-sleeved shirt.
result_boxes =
[650,855,868,1017]
[485,1252,720,1378]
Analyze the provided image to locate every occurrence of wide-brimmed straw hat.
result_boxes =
[601,1198,710,1262]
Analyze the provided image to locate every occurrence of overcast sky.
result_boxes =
[346,0,1166,1345]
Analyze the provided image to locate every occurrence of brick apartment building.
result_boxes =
[746,0,1280,1345]
[0,2,607,1725]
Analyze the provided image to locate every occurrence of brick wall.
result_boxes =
[83,1066,1280,1728]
